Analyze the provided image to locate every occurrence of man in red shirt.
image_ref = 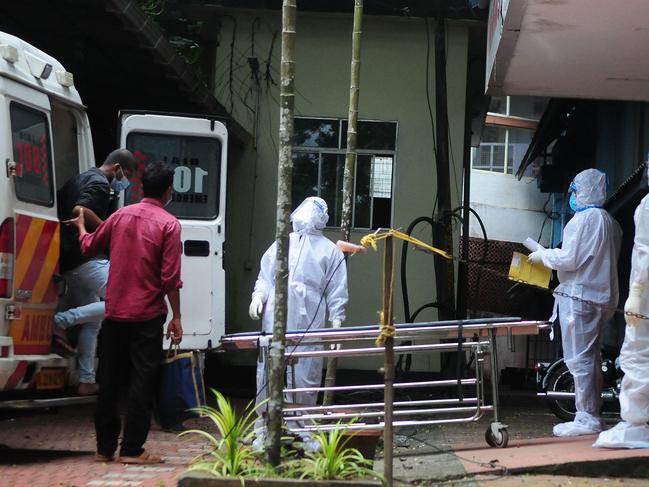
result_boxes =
[68,162,183,464]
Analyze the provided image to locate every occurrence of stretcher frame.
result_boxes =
[220,317,551,448]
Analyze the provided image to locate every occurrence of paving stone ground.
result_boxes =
[2,394,648,486]
[0,404,211,487]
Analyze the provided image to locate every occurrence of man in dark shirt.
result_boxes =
[55,149,136,395]
[68,162,183,464]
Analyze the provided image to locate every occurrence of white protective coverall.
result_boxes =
[529,169,622,437]
[250,197,348,439]
[595,191,649,449]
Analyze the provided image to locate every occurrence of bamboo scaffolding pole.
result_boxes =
[267,0,296,466]
[382,235,395,487]
[324,0,364,406]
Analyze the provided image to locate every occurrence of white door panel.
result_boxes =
[119,114,227,350]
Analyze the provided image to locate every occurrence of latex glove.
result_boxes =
[330,319,342,350]
[625,282,645,327]
[527,250,545,265]
[249,292,265,320]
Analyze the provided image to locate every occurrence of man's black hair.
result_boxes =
[142,162,174,198]
[103,149,136,173]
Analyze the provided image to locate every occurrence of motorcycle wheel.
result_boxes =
[546,362,577,422]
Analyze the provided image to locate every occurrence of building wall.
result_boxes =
[469,169,551,247]
[215,10,469,371]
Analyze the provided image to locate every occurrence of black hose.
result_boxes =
[401,216,436,323]
[397,206,489,376]
[451,206,489,314]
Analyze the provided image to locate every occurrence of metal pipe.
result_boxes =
[540,391,618,400]
[219,320,552,350]
[290,409,494,432]
[284,405,484,421]
[283,397,479,412]
[288,341,490,359]
[283,378,477,394]
[489,328,501,423]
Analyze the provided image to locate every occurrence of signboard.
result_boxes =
[10,307,55,355]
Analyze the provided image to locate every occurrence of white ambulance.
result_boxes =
[0,31,227,406]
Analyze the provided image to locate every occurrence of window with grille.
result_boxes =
[292,117,397,229]
[472,96,546,175]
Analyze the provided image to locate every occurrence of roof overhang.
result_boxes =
[486,0,649,101]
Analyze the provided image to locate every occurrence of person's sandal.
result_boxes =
[95,453,114,462]
[118,450,164,464]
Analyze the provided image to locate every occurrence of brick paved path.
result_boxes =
[0,404,211,487]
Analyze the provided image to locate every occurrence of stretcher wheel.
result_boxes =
[485,425,509,448]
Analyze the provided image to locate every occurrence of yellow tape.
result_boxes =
[360,229,453,260]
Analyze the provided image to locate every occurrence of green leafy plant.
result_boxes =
[298,423,381,482]
[180,389,262,478]
[181,390,381,483]
[139,0,165,16]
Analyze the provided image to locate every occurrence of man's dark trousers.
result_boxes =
[95,316,165,458]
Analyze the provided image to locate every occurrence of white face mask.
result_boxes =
[290,197,329,234]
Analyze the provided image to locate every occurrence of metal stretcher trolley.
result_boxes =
[220,317,551,449]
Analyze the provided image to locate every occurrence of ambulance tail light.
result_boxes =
[0,218,14,298]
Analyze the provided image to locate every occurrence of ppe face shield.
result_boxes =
[569,169,607,212]
[568,181,578,213]
[291,197,329,234]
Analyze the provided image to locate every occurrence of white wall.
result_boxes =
[469,169,551,246]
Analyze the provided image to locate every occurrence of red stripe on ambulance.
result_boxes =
[17,220,57,293]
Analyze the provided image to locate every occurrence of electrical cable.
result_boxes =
[423,18,439,174]
[443,21,462,208]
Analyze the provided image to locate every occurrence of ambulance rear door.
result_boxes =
[2,79,60,358]
[119,112,227,351]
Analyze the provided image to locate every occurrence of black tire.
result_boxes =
[546,362,576,422]
[485,426,509,448]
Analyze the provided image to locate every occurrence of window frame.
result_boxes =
[51,101,81,192]
[473,95,545,175]
[124,131,223,221]
[292,116,397,230]
[9,101,55,207]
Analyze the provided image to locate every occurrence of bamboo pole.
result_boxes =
[340,0,363,242]
[267,0,296,466]
[383,236,395,487]
[324,0,364,407]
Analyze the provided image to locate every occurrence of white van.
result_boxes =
[0,32,227,405]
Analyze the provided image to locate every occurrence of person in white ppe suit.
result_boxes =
[595,180,649,449]
[249,197,348,450]
[528,168,622,437]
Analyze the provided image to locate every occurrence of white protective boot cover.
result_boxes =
[593,421,649,449]
[553,411,603,437]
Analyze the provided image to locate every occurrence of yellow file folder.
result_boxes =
[508,251,551,289]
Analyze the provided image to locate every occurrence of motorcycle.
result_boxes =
[536,348,623,421]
